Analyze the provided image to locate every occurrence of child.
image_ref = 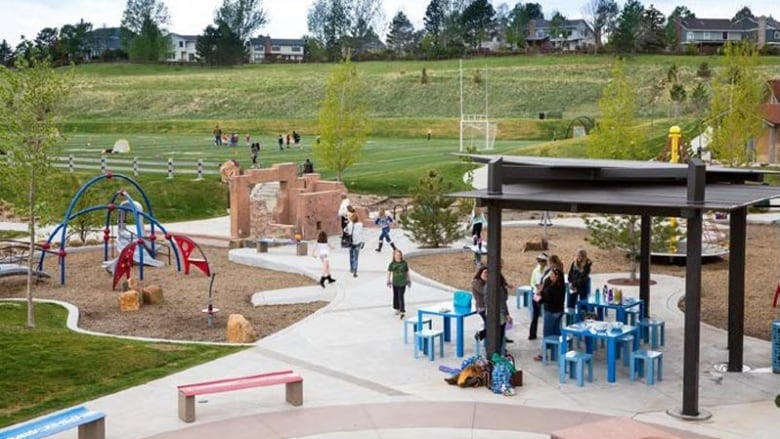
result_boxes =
[387,249,410,318]
[312,230,336,288]
[374,210,396,253]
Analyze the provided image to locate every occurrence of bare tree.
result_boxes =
[581,0,618,52]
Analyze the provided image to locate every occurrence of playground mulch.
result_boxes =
[1,222,779,343]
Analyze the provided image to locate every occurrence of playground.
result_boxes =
[2,218,779,342]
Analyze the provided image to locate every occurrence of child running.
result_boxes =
[374,210,396,253]
[312,230,336,288]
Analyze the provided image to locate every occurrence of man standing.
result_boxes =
[213,125,223,146]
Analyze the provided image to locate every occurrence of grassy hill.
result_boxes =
[62,54,780,139]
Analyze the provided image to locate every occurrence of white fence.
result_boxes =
[53,156,220,179]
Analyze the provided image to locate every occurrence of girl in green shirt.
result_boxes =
[387,249,411,319]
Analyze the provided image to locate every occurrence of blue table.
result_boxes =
[561,322,639,383]
[578,297,644,324]
[417,302,477,358]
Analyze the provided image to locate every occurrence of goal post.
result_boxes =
[460,115,497,152]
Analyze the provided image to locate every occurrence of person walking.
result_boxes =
[338,194,351,248]
[344,212,364,277]
[213,125,223,146]
[278,134,284,151]
[387,249,410,318]
[374,210,395,253]
[312,230,336,288]
[250,142,260,168]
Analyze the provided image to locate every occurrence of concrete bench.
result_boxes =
[0,405,105,439]
[177,370,303,422]
[550,416,682,439]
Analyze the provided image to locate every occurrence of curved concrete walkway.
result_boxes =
[2,217,778,439]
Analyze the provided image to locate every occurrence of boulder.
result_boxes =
[119,290,140,312]
[142,285,164,305]
[225,314,258,343]
[522,236,548,252]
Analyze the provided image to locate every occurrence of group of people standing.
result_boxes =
[471,248,592,360]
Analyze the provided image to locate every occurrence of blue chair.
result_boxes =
[541,334,571,365]
[630,349,663,385]
[638,318,666,348]
[615,333,635,368]
[625,309,639,326]
[414,329,444,361]
[403,317,432,344]
[515,285,534,309]
[560,350,593,387]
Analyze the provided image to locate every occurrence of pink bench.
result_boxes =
[551,417,682,439]
[177,370,303,422]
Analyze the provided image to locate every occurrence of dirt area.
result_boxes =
[2,212,780,343]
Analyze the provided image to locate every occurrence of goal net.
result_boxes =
[460,116,497,152]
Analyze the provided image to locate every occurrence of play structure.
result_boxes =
[37,173,211,289]
[0,241,52,279]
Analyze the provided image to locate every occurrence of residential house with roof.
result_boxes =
[677,16,780,52]
[525,19,595,52]
[168,33,199,62]
[249,36,305,63]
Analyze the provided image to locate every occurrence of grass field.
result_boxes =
[0,302,242,427]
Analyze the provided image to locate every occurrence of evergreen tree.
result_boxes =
[215,0,267,43]
[197,21,247,65]
[707,41,765,166]
[588,59,647,159]
[460,0,495,49]
[665,5,694,49]
[314,59,369,180]
[732,6,754,22]
[611,0,644,53]
[386,11,416,53]
[0,40,13,66]
[637,4,666,53]
[0,57,71,328]
[121,0,171,62]
[398,170,463,248]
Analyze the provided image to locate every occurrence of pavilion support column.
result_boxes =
[485,158,503,357]
[640,215,651,318]
[727,207,746,371]
[669,158,711,421]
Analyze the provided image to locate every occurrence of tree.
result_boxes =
[707,41,765,166]
[197,21,247,65]
[314,59,369,180]
[732,6,754,22]
[0,57,71,328]
[423,0,446,38]
[588,59,647,159]
[121,0,171,62]
[461,0,495,49]
[582,0,619,52]
[665,5,694,49]
[398,170,463,248]
[307,0,352,61]
[670,84,687,117]
[0,40,12,66]
[637,4,666,53]
[348,0,384,53]
[690,81,709,114]
[386,11,416,53]
[215,0,267,43]
[548,11,568,50]
[59,20,93,63]
[584,215,682,281]
[611,0,644,53]
[34,27,61,61]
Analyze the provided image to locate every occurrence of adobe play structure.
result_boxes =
[37,173,210,289]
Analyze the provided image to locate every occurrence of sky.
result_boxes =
[1,0,778,48]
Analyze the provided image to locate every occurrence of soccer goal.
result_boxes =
[460,116,497,152]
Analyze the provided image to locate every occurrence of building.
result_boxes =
[677,16,780,52]
[168,33,198,62]
[84,27,123,59]
[525,19,595,52]
[249,36,305,63]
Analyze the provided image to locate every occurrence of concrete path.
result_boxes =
[1,216,779,439]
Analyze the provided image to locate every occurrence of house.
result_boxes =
[168,34,198,62]
[677,16,780,52]
[525,19,595,52]
[84,27,123,59]
[249,36,305,63]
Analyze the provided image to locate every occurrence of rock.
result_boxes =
[225,314,258,343]
[119,290,140,312]
[128,278,141,291]
[142,285,164,305]
[522,237,548,252]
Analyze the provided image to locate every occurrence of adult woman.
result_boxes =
[534,267,566,361]
[530,254,562,340]
[386,249,410,318]
[313,230,335,288]
[567,249,592,309]
[472,265,511,353]
[344,212,364,277]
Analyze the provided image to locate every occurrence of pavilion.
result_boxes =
[451,155,780,419]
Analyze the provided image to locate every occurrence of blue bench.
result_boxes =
[0,405,105,439]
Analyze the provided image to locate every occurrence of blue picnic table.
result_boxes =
[417,301,478,358]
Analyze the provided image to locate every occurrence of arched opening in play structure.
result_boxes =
[37,173,211,290]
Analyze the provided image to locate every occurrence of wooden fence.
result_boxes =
[53,156,220,179]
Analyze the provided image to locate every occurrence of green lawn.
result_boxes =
[0,302,243,427]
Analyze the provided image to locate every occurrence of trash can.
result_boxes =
[296,241,308,256]
[539,112,545,120]
[773,320,780,373]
